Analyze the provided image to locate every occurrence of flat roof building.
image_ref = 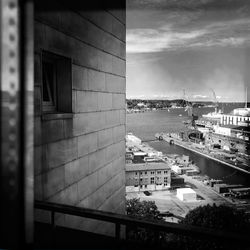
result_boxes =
[126,162,171,192]
[176,188,196,202]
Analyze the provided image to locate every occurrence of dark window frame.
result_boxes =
[42,54,57,112]
[41,50,72,114]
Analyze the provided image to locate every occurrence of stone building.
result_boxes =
[125,162,171,192]
[34,0,126,235]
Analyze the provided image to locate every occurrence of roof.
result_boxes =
[230,187,250,192]
[133,152,147,156]
[176,188,196,194]
[126,162,170,171]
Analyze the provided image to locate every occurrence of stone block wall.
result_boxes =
[34,0,126,236]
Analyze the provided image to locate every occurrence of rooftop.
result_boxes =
[126,162,170,171]
[177,188,196,194]
[133,152,148,156]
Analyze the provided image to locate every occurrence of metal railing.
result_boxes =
[35,200,250,245]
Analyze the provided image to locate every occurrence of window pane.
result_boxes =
[42,61,55,104]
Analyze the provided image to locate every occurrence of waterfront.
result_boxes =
[127,106,250,186]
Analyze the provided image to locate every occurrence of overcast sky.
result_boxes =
[126,0,250,102]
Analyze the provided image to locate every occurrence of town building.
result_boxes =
[125,162,171,192]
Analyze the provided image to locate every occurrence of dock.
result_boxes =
[155,133,250,175]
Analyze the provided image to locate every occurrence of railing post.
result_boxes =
[115,223,120,240]
[51,210,55,227]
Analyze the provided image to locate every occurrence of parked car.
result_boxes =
[143,191,152,196]
[160,211,174,217]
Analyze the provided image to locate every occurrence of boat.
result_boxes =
[202,111,223,120]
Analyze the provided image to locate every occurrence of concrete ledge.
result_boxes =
[42,113,73,121]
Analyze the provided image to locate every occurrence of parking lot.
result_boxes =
[126,175,232,218]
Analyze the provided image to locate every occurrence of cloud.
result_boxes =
[192,94,209,99]
[126,28,206,53]
[127,0,250,54]
[126,16,250,53]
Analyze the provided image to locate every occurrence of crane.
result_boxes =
[210,88,219,114]
[183,90,198,128]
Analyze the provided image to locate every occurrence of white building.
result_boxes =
[171,164,183,174]
[176,188,197,201]
[220,108,250,126]
[126,133,142,145]
[213,125,231,136]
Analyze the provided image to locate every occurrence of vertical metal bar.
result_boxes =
[20,0,34,245]
[115,223,121,240]
[51,211,55,227]
[0,0,21,247]
[0,0,34,247]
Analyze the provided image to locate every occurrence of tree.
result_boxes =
[126,198,163,221]
[181,204,249,232]
[178,204,250,250]
[126,198,165,245]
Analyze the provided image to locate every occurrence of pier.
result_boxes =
[155,133,250,175]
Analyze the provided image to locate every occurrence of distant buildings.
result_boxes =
[221,108,250,126]
[126,133,171,192]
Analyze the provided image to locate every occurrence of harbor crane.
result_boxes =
[182,90,198,128]
[210,88,219,113]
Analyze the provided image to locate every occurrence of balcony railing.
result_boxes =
[35,200,250,248]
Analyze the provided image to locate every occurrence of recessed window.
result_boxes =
[42,51,72,113]
[150,177,154,184]
[42,59,56,110]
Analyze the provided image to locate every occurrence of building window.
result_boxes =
[157,171,161,174]
[164,177,168,183]
[135,172,137,175]
[145,171,147,174]
[164,171,168,174]
[42,51,72,113]
[150,177,154,184]
[42,57,56,111]
[151,171,155,175]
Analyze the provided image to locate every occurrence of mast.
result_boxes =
[245,86,248,108]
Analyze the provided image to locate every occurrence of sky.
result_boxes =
[126,0,250,102]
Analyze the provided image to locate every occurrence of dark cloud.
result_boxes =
[127,0,250,12]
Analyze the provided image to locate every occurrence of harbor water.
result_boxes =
[127,105,250,186]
